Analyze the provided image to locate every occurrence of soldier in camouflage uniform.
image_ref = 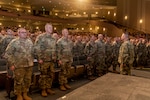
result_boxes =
[105,37,113,73]
[112,37,121,73]
[72,36,85,57]
[0,29,15,57]
[34,23,56,97]
[0,29,6,41]
[136,38,147,68]
[84,35,97,80]
[95,34,106,76]
[118,33,134,75]
[57,28,73,91]
[4,28,34,100]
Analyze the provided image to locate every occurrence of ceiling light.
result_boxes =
[90,28,92,30]
[12,1,14,3]
[96,26,99,30]
[54,27,57,30]
[83,12,86,14]
[139,19,143,24]
[95,12,98,14]
[81,28,84,30]
[124,16,128,20]
[36,26,39,29]
[103,28,106,31]
[49,1,51,3]
[17,8,19,11]
[66,14,69,16]
[55,13,58,16]
[114,13,116,16]
[74,13,77,16]
[0,23,2,25]
[28,10,31,13]
[108,11,110,15]
[18,25,21,27]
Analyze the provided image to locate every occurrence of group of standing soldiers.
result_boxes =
[0,23,150,100]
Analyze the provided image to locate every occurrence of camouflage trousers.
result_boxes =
[39,62,54,89]
[95,58,106,75]
[112,57,119,71]
[86,57,95,76]
[120,63,131,75]
[14,67,32,94]
[59,61,71,85]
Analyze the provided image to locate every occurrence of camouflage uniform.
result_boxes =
[0,35,15,57]
[34,33,56,90]
[95,39,106,75]
[136,41,147,67]
[84,40,97,77]
[112,41,121,71]
[118,40,134,75]
[57,37,73,85]
[0,33,4,41]
[4,38,34,95]
[105,41,113,72]
[72,41,85,57]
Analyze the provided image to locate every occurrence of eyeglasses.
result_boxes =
[19,32,27,33]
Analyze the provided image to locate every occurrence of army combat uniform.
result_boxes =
[118,40,134,75]
[0,35,15,57]
[4,37,34,95]
[57,37,73,90]
[34,33,56,95]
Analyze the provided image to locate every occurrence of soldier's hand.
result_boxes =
[58,60,62,65]
[10,65,15,71]
[38,59,43,64]
[87,57,91,61]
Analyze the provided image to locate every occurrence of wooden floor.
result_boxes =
[1,66,150,100]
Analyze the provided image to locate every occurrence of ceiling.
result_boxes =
[0,0,117,31]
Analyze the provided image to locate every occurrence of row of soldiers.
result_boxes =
[0,24,150,100]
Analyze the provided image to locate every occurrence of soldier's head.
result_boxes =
[6,29,14,35]
[76,36,82,42]
[98,34,103,40]
[45,23,53,34]
[90,35,96,42]
[62,28,69,38]
[18,28,27,39]
[121,33,129,41]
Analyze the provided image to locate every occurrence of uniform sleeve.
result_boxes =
[4,41,15,66]
[56,40,62,60]
[34,35,43,60]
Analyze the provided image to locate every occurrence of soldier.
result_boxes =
[118,33,134,75]
[136,38,147,68]
[57,28,73,91]
[112,37,121,73]
[105,37,113,73]
[4,28,34,100]
[0,29,15,57]
[95,34,106,76]
[84,35,97,80]
[34,23,56,97]
[72,36,85,57]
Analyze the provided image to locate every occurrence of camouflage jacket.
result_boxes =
[95,39,105,57]
[34,33,56,61]
[118,40,134,64]
[4,38,34,68]
[57,37,73,62]
[84,41,97,58]
[0,35,15,56]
